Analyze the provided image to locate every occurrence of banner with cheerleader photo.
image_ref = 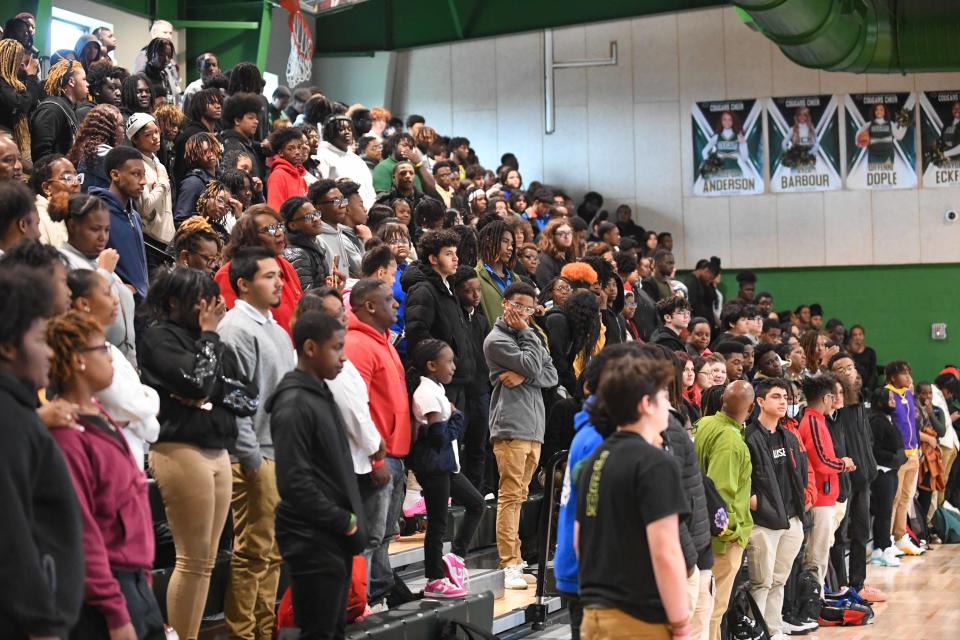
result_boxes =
[844,93,917,190]
[919,91,960,188]
[691,99,764,197]
[767,95,841,193]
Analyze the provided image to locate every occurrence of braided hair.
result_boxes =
[173,215,223,256]
[44,60,77,97]
[120,73,154,115]
[183,132,222,171]
[477,219,515,268]
[0,39,30,156]
[195,180,228,216]
[46,310,104,389]
[67,104,123,168]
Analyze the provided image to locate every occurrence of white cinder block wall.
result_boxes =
[387,6,960,269]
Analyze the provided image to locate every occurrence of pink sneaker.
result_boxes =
[442,553,468,588]
[424,577,467,599]
[403,496,426,518]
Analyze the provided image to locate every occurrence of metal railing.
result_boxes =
[527,449,568,631]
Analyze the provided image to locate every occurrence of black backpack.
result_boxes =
[701,471,730,536]
[723,583,771,640]
[794,569,823,622]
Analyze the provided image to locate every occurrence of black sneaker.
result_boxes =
[782,616,818,635]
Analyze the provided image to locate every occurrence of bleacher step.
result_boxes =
[406,567,505,600]
[492,596,563,635]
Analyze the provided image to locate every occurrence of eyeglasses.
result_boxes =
[554,230,573,237]
[387,239,410,247]
[189,251,220,267]
[258,222,286,236]
[318,197,347,207]
[295,211,322,223]
[553,284,572,293]
[58,172,84,184]
[78,343,110,355]
[507,300,536,316]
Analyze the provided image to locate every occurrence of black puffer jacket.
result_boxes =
[837,403,878,488]
[282,229,330,291]
[220,129,266,179]
[745,419,807,530]
[402,262,476,388]
[662,410,711,571]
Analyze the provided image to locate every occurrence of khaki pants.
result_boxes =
[708,543,744,640]
[930,445,958,521]
[492,439,540,568]
[892,452,920,539]
[582,608,670,640]
[149,443,233,640]
[803,504,837,588]
[833,499,848,532]
[225,460,282,640]
[746,518,804,636]
[690,569,714,640]
[685,568,699,614]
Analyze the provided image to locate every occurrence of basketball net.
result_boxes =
[282,0,314,87]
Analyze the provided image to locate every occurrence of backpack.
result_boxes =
[932,506,960,543]
[439,619,498,640]
[701,471,730,537]
[906,495,930,546]
[723,583,771,640]
[794,570,823,622]
[274,555,368,637]
[818,601,874,627]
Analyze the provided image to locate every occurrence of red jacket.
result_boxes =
[52,411,153,630]
[216,255,303,337]
[783,417,817,510]
[798,408,845,507]
[343,314,410,457]
[266,156,307,211]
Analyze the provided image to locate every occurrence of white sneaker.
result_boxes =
[870,548,883,565]
[889,535,905,556]
[880,546,902,567]
[519,561,537,584]
[896,534,924,556]
[770,634,789,640]
[503,565,528,590]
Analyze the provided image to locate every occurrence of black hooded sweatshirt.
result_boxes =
[269,369,366,558]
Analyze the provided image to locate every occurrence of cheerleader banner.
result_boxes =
[844,93,917,190]
[691,99,764,197]
[919,91,960,188]
[767,95,841,193]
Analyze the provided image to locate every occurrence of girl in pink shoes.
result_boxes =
[407,339,485,598]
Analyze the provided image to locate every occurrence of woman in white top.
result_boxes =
[67,268,159,469]
[128,113,174,246]
[29,153,78,248]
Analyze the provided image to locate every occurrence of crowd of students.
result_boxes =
[0,11,956,640]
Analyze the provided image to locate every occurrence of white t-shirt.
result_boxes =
[413,376,459,472]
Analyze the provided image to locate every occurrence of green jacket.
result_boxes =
[476,263,520,329]
[694,411,753,555]
[371,156,423,194]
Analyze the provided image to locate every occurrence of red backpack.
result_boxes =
[275,555,368,633]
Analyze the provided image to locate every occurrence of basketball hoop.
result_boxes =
[281,0,314,87]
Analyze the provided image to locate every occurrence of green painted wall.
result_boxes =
[716,264,959,381]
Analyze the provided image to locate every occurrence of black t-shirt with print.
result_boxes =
[765,427,796,519]
[576,430,689,623]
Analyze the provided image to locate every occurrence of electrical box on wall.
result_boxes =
[932,323,947,340]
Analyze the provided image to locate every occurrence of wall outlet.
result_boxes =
[932,323,947,340]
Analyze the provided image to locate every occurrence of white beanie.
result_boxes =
[126,113,156,141]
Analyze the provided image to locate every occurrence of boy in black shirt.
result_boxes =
[744,378,806,638]
[576,356,691,638]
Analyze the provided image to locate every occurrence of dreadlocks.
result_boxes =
[477,219,516,268]
[173,215,223,255]
[46,310,104,389]
[0,39,31,156]
[195,180,227,215]
[44,60,76,97]
[183,132,221,171]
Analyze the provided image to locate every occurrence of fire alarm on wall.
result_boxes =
[932,323,947,340]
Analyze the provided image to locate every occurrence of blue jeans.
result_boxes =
[359,456,406,601]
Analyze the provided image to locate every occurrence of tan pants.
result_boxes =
[582,608,670,640]
[492,439,540,568]
[150,443,233,640]
[690,569,714,640]
[708,543,744,640]
[685,568,699,614]
[225,460,282,640]
[746,518,804,636]
[892,452,920,539]
[930,445,958,521]
[802,504,837,588]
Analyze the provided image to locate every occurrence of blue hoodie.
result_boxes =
[90,187,149,300]
[554,403,604,594]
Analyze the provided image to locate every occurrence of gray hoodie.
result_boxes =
[483,319,558,442]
